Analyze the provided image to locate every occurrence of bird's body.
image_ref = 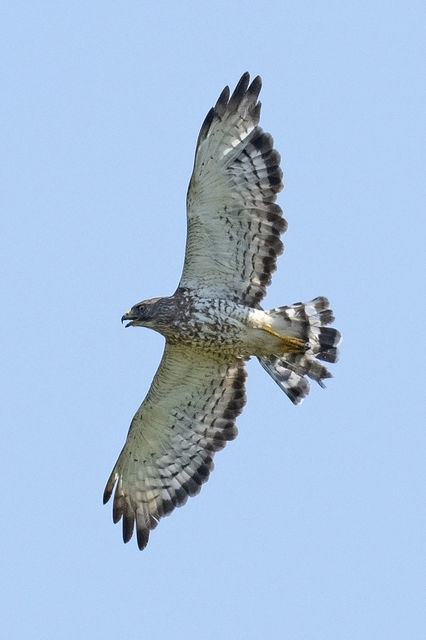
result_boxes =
[104,73,341,550]
[123,290,307,356]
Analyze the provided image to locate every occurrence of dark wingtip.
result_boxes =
[228,72,251,110]
[248,74,262,100]
[215,85,230,111]
[103,470,117,504]
[137,527,150,550]
[103,483,113,505]
[122,515,135,543]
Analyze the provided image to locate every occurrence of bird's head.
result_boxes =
[121,297,162,328]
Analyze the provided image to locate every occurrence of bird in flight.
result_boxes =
[104,73,341,550]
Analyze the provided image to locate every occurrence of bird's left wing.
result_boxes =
[178,72,286,307]
[104,343,246,549]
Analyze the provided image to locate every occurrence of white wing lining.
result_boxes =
[104,344,246,549]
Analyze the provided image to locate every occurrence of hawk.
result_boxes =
[104,73,341,549]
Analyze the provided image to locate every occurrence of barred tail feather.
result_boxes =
[258,297,341,404]
[258,356,311,404]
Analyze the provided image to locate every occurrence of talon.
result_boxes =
[280,336,307,353]
[263,325,306,353]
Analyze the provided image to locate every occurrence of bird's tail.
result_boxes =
[258,296,341,404]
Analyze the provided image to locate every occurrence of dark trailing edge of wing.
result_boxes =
[103,359,247,550]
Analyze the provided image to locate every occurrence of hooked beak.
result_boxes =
[121,310,136,327]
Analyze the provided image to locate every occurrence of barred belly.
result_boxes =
[164,297,254,354]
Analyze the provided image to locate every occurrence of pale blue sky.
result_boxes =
[1,2,424,639]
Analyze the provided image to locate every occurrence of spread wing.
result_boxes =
[103,344,246,549]
[178,72,286,307]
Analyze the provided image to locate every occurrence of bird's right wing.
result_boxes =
[104,344,246,549]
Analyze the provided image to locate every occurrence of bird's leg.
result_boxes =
[261,326,307,353]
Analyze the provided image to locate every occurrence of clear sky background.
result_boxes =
[1,2,424,639]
